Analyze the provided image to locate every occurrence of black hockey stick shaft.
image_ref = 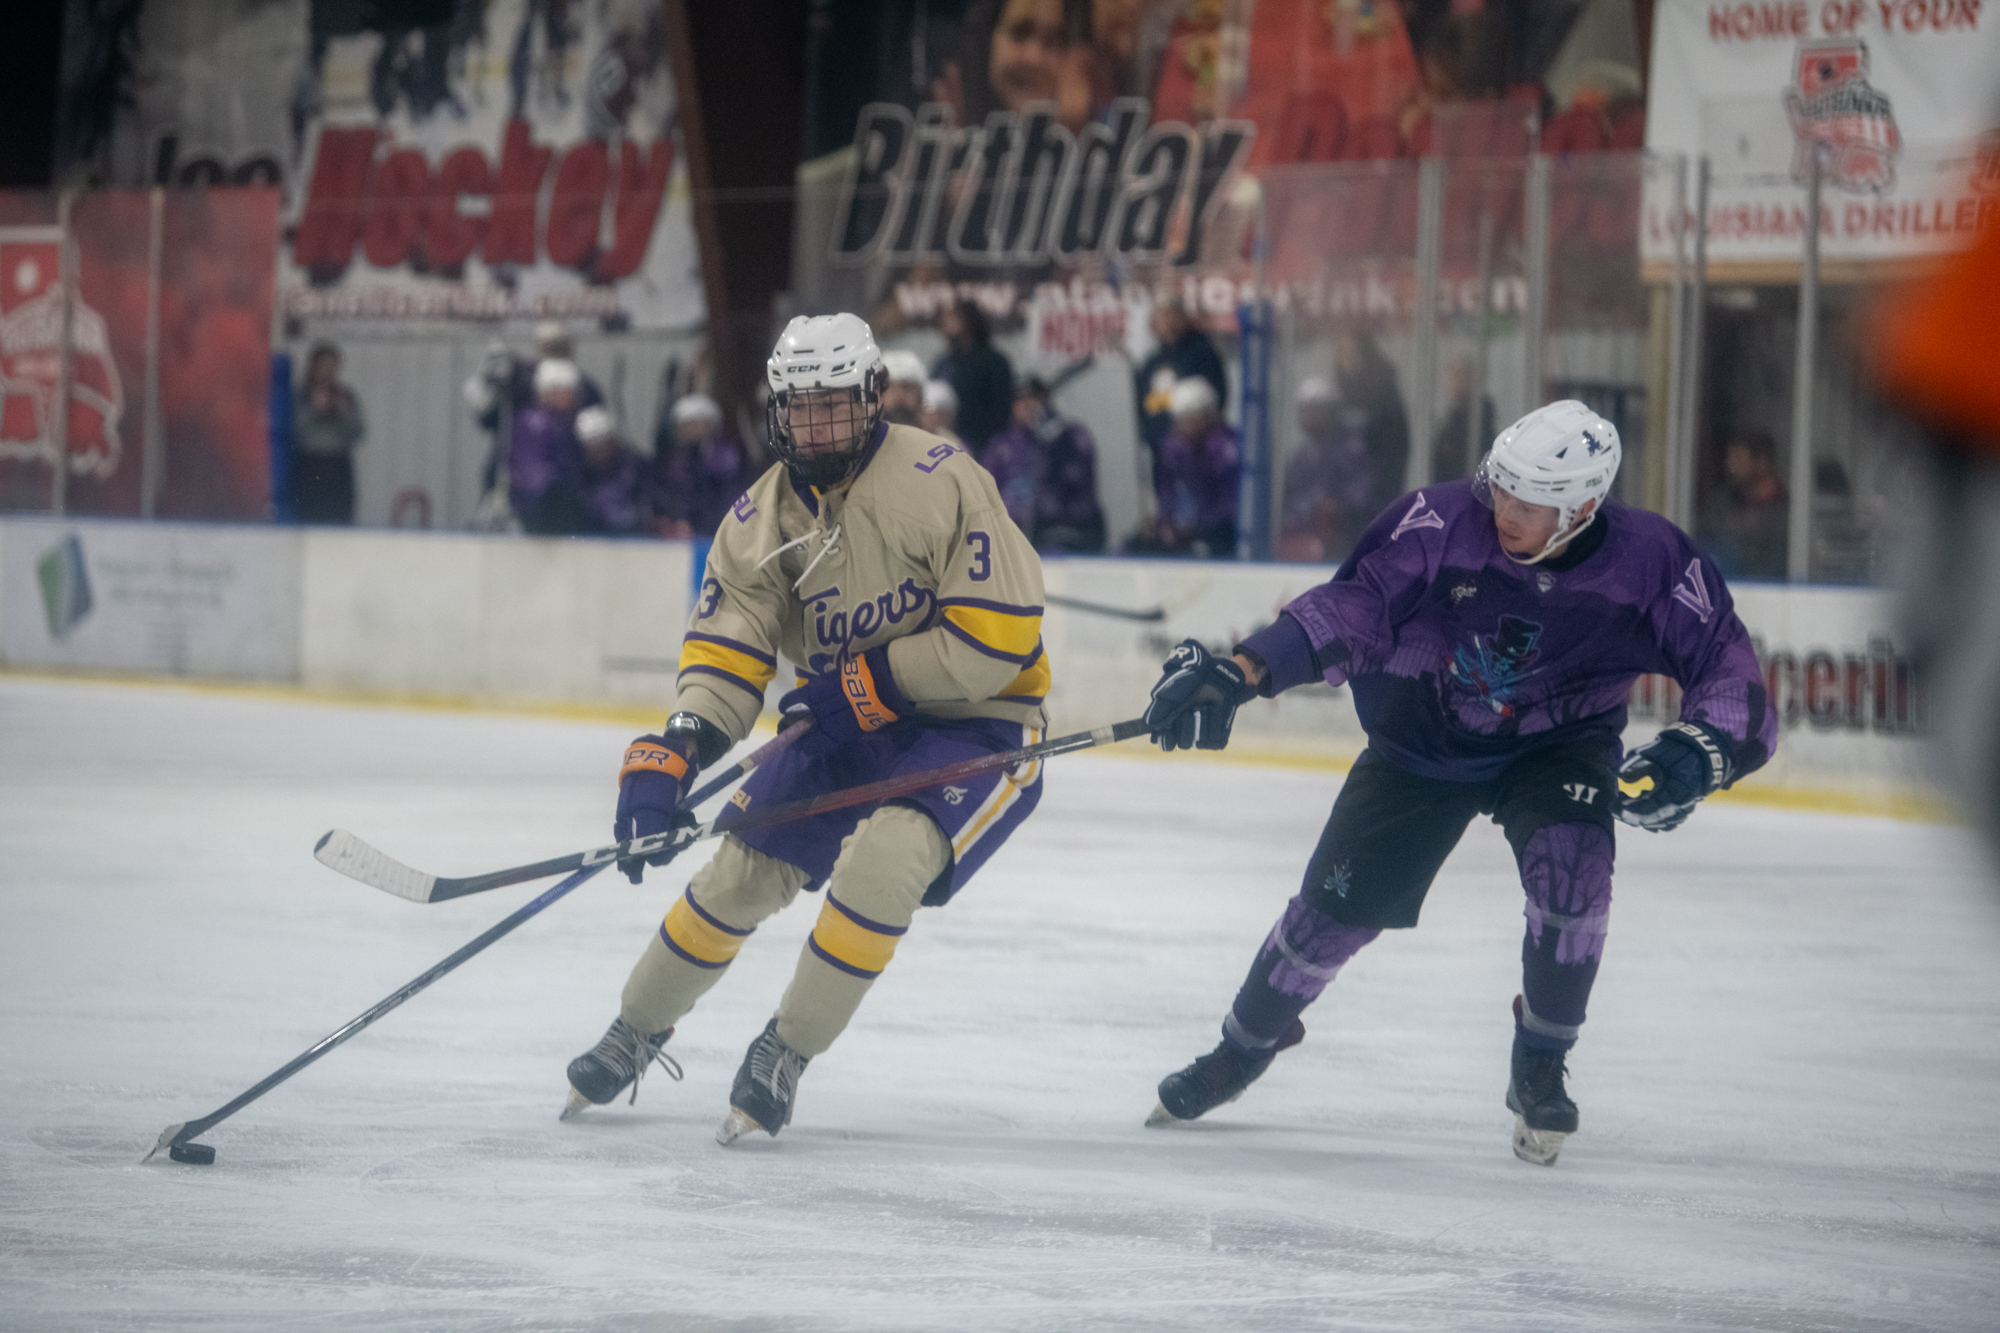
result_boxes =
[1045,593,1167,623]
[324,717,1152,903]
[144,861,610,1162]
[443,715,1151,900]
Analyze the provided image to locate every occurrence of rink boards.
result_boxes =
[0,514,1931,808]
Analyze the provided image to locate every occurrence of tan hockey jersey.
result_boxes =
[672,423,1049,744]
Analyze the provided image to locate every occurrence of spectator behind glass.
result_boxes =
[1334,330,1411,518]
[508,359,586,535]
[574,407,652,536]
[1134,296,1228,465]
[1135,376,1240,558]
[880,350,928,426]
[654,393,754,539]
[1277,376,1378,563]
[932,299,1015,451]
[979,376,1107,554]
[291,341,365,524]
[1430,357,1497,483]
[946,0,1090,134]
[1698,429,1789,579]
[921,379,962,443]
[463,321,604,434]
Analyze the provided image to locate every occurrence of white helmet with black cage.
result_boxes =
[766,313,887,489]
[1472,399,1621,564]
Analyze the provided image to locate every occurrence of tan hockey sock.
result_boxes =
[773,804,951,1057]
[620,835,809,1036]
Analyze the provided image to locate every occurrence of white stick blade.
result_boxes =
[313,830,438,903]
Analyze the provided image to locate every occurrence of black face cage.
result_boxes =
[766,369,886,486]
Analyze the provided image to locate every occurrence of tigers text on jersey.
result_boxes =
[673,423,1050,744]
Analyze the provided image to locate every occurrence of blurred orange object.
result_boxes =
[1870,221,2000,449]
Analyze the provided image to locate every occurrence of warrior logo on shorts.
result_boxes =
[1448,614,1543,719]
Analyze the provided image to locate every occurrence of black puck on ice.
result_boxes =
[168,1142,216,1165]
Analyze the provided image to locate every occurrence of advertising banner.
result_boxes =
[0,189,279,521]
[1643,0,2000,273]
[800,0,1649,350]
[0,518,302,680]
[66,0,703,330]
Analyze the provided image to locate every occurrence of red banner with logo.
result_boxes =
[0,189,278,520]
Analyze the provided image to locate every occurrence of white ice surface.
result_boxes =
[3,676,1999,1331]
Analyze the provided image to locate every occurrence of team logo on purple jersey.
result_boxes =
[1448,614,1543,718]
[1391,493,1445,541]
[1671,559,1714,624]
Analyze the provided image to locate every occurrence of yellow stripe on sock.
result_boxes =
[809,896,904,977]
[662,891,751,967]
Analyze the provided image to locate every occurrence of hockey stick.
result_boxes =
[1045,593,1168,623]
[312,721,811,905]
[316,716,1152,904]
[143,859,611,1165]
[141,728,803,1165]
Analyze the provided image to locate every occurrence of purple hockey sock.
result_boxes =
[1222,896,1381,1055]
[1514,823,1614,1052]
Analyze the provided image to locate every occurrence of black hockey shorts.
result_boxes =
[1300,742,1618,930]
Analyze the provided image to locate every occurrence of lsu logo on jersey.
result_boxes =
[730,789,752,810]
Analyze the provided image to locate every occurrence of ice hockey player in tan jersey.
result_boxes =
[562,313,1051,1144]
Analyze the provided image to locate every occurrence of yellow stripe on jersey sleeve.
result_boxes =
[677,631,778,698]
[940,599,1042,663]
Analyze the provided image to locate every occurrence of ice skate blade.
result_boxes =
[1145,1100,1188,1128]
[558,1086,593,1122]
[716,1107,767,1146]
[1511,1115,1567,1166]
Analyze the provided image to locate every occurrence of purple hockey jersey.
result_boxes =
[1239,481,1776,783]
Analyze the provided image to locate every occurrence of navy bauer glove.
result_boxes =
[1615,720,1734,832]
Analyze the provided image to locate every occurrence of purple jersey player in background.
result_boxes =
[1139,400,1776,1167]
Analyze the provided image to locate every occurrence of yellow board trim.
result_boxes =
[944,604,1041,659]
[810,898,903,975]
[662,893,749,967]
[0,667,1952,826]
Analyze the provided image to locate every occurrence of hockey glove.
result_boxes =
[776,647,911,758]
[1615,721,1735,832]
[1144,638,1258,752]
[614,712,727,883]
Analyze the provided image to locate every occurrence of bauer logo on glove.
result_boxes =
[1614,721,1736,833]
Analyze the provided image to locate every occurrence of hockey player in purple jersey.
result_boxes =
[1141,400,1776,1165]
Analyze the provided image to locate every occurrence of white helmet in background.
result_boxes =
[1473,399,1620,563]
[766,313,886,487]
[881,349,927,385]
[575,405,617,443]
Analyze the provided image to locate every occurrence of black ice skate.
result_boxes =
[1146,1018,1305,1127]
[561,1017,681,1121]
[717,1018,810,1145]
[1505,1036,1579,1166]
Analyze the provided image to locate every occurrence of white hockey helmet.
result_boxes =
[1473,399,1620,561]
[880,349,927,385]
[765,313,886,487]
[575,405,616,443]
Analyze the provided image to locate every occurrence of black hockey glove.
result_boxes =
[1615,721,1735,832]
[1144,638,1258,752]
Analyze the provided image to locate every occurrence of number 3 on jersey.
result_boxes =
[965,531,992,581]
